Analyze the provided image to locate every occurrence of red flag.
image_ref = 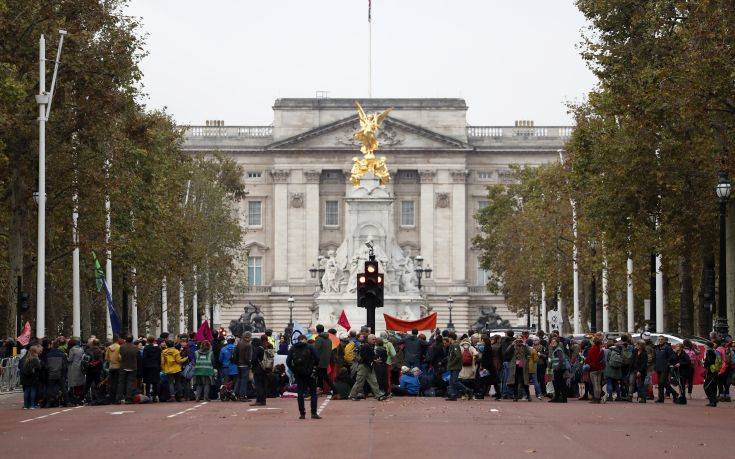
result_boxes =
[383,312,437,332]
[17,321,31,346]
[337,310,351,330]
[195,320,214,343]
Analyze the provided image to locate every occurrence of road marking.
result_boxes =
[562,434,572,441]
[167,401,208,418]
[490,408,500,412]
[109,410,135,415]
[247,407,281,412]
[317,394,332,415]
[20,406,83,423]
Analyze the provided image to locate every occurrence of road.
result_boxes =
[0,390,730,458]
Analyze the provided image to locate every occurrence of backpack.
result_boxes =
[608,351,624,369]
[709,349,723,373]
[461,347,474,366]
[46,355,64,381]
[726,348,735,367]
[20,357,35,377]
[290,346,314,377]
[621,346,633,366]
[261,347,275,371]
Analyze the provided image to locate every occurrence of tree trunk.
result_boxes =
[6,162,26,337]
[697,245,715,337]
[679,249,694,336]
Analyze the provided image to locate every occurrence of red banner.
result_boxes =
[383,312,437,332]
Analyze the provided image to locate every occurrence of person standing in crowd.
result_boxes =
[402,328,422,369]
[313,325,335,395]
[507,337,530,402]
[703,339,720,407]
[682,339,700,400]
[141,336,161,402]
[670,343,691,405]
[118,336,138,404]
[83,338,103,402]
[374,337,389,393]
[584,335,604,403]
[104,337,121,403]
[250,337,267,406]
[161,340,188,402]
[548,338,568,403]
[235,332,252,402]
[457,337,478,400]
[445,333,468,401]
[20,345,42,409]
[45,339,68,407]
[500,330,515,399]
[714,336,730,402]
[66,339,85,404]
[478,334,500,400]
[632,340,649,403]
[380,332,397,392]
[653,335,676,403]
[287,334,321,419]
[219,335,238,390]
[349,334,388,401]
[604,342,624,402]
[528,339,542,401]
[193,340,214,401]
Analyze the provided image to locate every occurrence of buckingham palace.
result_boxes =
[181,98,572,332]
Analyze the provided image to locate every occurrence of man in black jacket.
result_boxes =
[401,329,422,369]
[653,335,676,403]
[313,324,335,395]
[287,334,321,419]
[348,334,388,401]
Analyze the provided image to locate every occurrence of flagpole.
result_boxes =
[192,266,198,330]
[368,0,372,98]
[161,277,168,334]
[131,267,138,338]
[179,279,185,334]
[104,160,113,341]
[72,191,80,338]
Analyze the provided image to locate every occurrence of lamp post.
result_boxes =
[447,296,454,330]
[715,171,731,336]
[414,255,433,290]
[308,256,325,290]
[288,296,295,327]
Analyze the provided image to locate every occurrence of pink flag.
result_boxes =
[337,310,351,330]
[195,320,214,343]
[17,321,31,346]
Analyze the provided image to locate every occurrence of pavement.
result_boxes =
[0,390,731,459]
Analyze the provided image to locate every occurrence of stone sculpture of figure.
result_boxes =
[250,311,266,333]
[400,257,419,293]
[470,306,510,333]
[321,250,341,293]
[229,301,266,336]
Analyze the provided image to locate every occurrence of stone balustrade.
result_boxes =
[184,125,273,138]
[466,126,573,139]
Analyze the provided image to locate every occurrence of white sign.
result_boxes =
[548,310,561,332]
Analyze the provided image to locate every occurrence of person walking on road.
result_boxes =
[584,335,604,404]
[632,341,649,403]
[314,325,335,395]
[141,336,161,402]
[670,343,691,405]
[507,337,530,402]
[161,340,188,402]
[286,334,321,419]
[348,334,388,401]
[703,341,721,407]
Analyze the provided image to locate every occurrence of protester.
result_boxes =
[235,332,252,401]
[313,325,335,395]
[250,337,267,406]
[193,340,215,401]
[286,334,321,419]
[161,340,188,402]
[19,345,42,409]
[66,339,85,404]
[141,336,161,402]
[118,336,138,403]
[349,334,388,401]
[104,337,121,403]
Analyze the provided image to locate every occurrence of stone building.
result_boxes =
[181,98,572,332]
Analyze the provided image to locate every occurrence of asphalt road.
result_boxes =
[0,390,731,459]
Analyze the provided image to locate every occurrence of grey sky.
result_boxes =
[125,0,596,126]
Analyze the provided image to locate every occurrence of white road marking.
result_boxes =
[20,405,83,423]
[317,394,332,415]
[563,434,572,441]
[167,401,208,418]
[247,407,281,412]
[490,408,499,412]
[108,410,135,415]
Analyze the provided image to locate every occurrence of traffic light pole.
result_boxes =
[16,275,22,337]
[367,305,376,334]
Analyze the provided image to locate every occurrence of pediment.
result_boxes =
[266,115,471,151]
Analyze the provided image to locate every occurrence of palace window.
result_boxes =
[478,200,489,210]
[477,171,492,180]
[247,256,263,286]
[401,200,415,227]
[476,260,490,286]
[247,171,262,179]
[325,200,339,227]
[247,201,262,227]
[396,170,419,184]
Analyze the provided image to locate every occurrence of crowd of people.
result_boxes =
[8,323,735,417]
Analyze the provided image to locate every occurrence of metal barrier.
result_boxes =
[0,356,22,392]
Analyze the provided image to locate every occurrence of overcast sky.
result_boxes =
[124,0,597,126]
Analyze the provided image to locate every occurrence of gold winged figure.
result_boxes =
[350,101,393,187]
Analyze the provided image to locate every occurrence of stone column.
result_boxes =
[450,170,468,290]
[304,170,321,277]
[271,169,290,293]
[419,170,436,268]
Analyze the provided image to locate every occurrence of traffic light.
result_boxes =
[357,258,384,309]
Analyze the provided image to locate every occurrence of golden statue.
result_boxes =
[350,101,393,187]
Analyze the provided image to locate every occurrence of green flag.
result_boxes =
[92,251,104,292]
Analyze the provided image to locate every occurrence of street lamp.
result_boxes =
[414,255,433,290]
[715,171,731,336]
[308,256,325,290]
[447,296,454,330]
[287,296,295,327]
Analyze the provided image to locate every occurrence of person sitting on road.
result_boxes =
[392,366,420,396]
